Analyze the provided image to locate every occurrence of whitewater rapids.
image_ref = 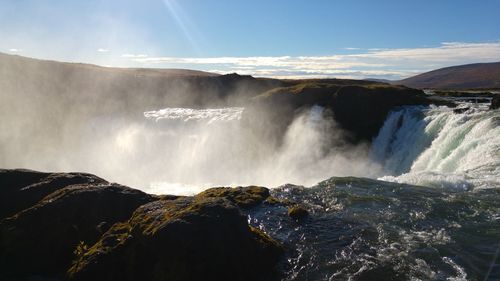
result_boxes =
[144,102,499,193]
[371,104,499,190]
[141,103,499,280]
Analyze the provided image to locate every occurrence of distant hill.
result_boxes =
[0,52,218,77]
[0,52,284,110]
[396,62,500,90]
[363,78,393,84]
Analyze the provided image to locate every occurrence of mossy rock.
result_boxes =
[288,205,309,220]
[196,186,270,208]
[68,196,283,281]
[249,82,438,143]
[265,196,294,206]
[0,183,154,279]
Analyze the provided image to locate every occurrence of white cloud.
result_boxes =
[349,42,500,62]
[97,48,109,53]
[8,48,20,52]
[121,53,148,58]
[123,42,500,79]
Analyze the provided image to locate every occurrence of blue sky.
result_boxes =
[1,0,500,79]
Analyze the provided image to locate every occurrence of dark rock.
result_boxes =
[433,90,495,98]
[0,169,107,220]
[196,186,270,208]
[328,85,435,142]
[265,196,294,206]
[0,182,154,279]
[288,205,309,220]
[246,82,442,144]
[67,196,283,281]
[491,95,500,110]
[453,107,470,114]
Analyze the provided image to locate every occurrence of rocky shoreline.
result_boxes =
[0,169,294,281]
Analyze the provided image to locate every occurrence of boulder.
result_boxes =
[288,205,309,220]
[0,182,155,279]
[0,169,107,219]
[68,196,283,281]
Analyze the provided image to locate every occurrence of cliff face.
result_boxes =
[247,82,435,143]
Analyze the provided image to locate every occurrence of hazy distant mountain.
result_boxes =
[363,78,393,84]
[0,52,218,77]
[0,52,283,110]
[396,62,500,90]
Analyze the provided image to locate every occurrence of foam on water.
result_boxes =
[144,107,244,123]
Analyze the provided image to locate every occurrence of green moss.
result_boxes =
[196,186,270,208]
[288,205,309,220]
[249,226,283,251]
[264,196,293,206]
[256,79,400,100]
[66,193,286,281]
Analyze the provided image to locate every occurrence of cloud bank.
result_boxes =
[124,42,500,79]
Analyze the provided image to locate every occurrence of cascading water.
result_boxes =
[372,104,500,190]
[140,105,379,194]
[243,102,500,281]
[134,103,500,280]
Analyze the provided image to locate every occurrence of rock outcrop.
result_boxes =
[491,95,500,110]
[0,180,155,279]
[0,169,107,219]
[68,196,282,281]
[196,185,270,208]
[0,170,283,281]
[247,82,438,143]
[288,205,309,220]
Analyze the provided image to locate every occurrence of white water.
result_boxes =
[142,103,499,194]
[144,107,244,123]
[372,104,500,190]
[142,106,378,194]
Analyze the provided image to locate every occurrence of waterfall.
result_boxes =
[372,104,500,189]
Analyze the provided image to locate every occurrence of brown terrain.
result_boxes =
[396,62,500,90]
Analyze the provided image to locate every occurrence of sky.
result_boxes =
[1,0,500,79]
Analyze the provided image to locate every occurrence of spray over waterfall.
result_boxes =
[140,105,378,194]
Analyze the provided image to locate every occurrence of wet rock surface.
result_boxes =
[0,170,283,281]
[287,205,309,220]
[491,95,500,109]
[68,196,283,281]
[196,185,270,208]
